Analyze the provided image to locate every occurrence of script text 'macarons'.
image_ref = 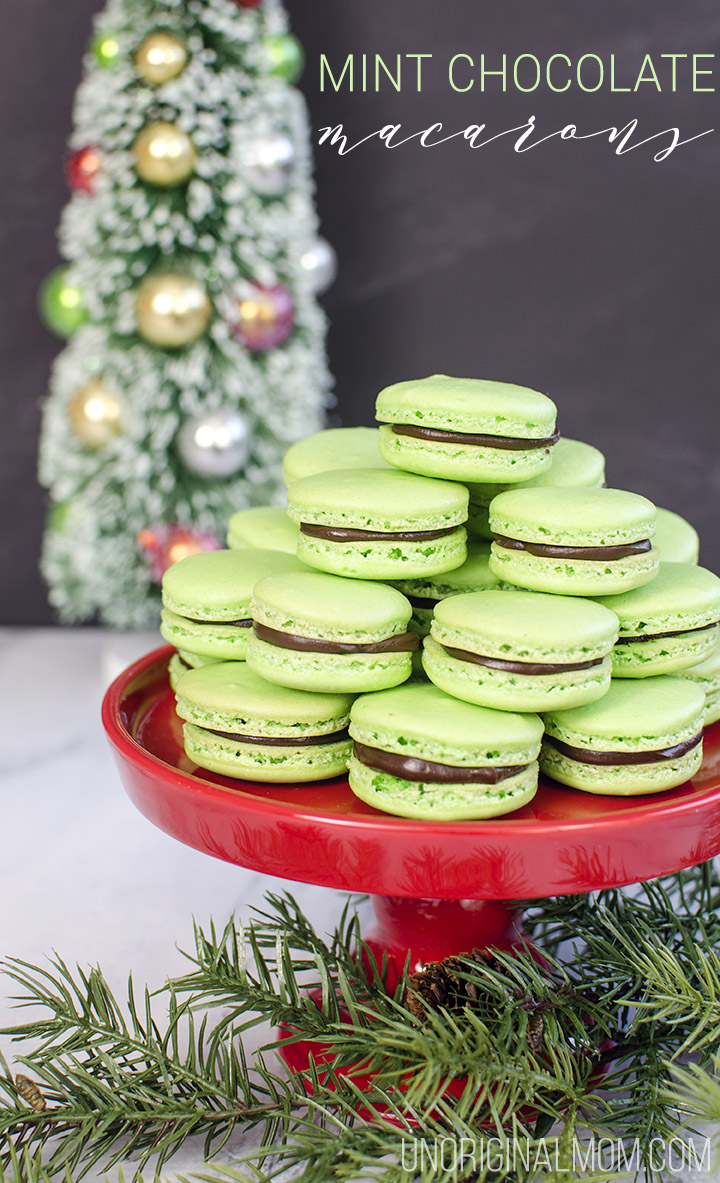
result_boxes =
[317,116,714,163]
[319,52,715,94]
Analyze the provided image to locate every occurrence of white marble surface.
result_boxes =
[0,627,357,1180]
[1,628,717,1183]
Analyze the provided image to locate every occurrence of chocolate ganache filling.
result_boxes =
[545,734,702,766]
[493,535,652,561]
[205,726,350,746]
[392,424,560,451]
[354,741,527,784]
[619,623,719,644]
[300,523,459,542]
[183,615,252,627]
[441,645,605,675]
[253,622,419,654]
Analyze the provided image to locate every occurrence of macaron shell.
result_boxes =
[539,739,702,796]
[375,374,557,436]
[168,649,218,691]
[489,543,660,596]
[431,589,619,664]
[297,527,468,581]
[161,609,253,661]
[175,662,353,738]
[184,723,351,783]
[543,676,706,751]
[226,508,299,554]
[378,423,555,483]
[348,756,538,820]
[287,467,468,532]
[246,630,413,694]
[422,635,613,713]
[282,427,390,484]
[251,570,411,643]
[349,682,543,764]
[489,487,656,547]
[654,507,700,565]
[162,548,307,620]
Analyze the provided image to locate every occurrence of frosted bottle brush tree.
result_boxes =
[38,0,335,627]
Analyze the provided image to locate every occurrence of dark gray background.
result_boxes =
[2,0,718,623]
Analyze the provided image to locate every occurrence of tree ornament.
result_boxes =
[38,268,87,338]
[92,32,121,68]
[242,133,294,196]
[135,274,212,347]
[134,32,188,85]
[300,237,337,294]
[232,0,263,7]
[176,410,251,477]
[133,121,196,187]
[229,281,294,351]
[68,380,123,448]
[263,34,304,83]
[66,146,102,193]
[137,523,223,583]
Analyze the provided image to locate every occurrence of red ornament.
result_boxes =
[233,0,263,7]
[137,523,223,583]
[229,281,295,352]
[66,146,102,193]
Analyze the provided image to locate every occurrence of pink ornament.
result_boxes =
[137,523,223,583]
[66,146,102,193]
[229,282,295,352]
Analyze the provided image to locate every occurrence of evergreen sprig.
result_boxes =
[1,867,719,1181]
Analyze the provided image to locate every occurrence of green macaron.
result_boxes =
[247,571,417,692]
[654,507,700,565]
[287,467,469,580]
[489,487,659,595]
[390,542,501,639]
[541,677,706,795]
[467,437,606,540]
[423,589,618,712]
[348,682,543,820]
[175,662,354,782]
[675,645,720,726]
[160,548,307,660]
[282,427,390,484]
[226,507,299,554]
[593,562,720,678]
[375,374,558,482]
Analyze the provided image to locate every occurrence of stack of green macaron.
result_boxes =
[161,371,717,812]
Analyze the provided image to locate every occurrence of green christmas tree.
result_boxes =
[38,0,334,627]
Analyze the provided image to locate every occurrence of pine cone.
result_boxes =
[406,951,490,1020]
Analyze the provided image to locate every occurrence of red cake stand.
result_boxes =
[103,646,720,974]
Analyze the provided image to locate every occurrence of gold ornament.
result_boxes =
[135,274,212,347]
[134,32,188,85]
[68,380,123,447]
[133,121,195,187]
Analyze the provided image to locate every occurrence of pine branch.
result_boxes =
[0,960,290,1179]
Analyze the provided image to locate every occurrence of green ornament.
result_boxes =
[49,500,71,533]
[264,33,304,83]
[92,31,121,68]
[38,268,88,338]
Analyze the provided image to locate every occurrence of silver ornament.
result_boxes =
[176,410,251,478]
[300,237,338,294]
[242,133,295,196]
